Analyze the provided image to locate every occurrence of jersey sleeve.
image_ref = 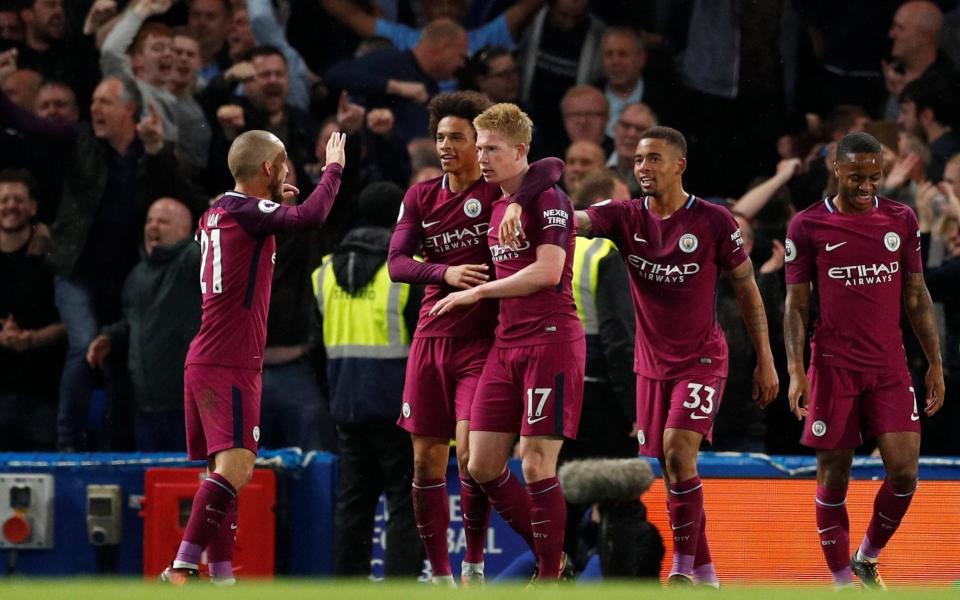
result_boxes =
[510,158,564,209]
[230,164,343,236]
[387,185,448,284]
[529,187,572,248]
[902,208,924,274]
[715,207,749,272]
[785,214,814,284]
[584,199,628,244]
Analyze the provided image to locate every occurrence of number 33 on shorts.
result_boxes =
[684,383,715,420]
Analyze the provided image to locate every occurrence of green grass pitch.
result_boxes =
[0,580,958,600]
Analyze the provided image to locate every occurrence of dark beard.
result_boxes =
[270,185,283,204]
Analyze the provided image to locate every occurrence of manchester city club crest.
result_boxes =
[884,231,901,252]
[679,233,699,253]
[811,420,827,437]
[464,198,482,218]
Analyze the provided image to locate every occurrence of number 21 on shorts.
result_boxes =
[684,383,715,420]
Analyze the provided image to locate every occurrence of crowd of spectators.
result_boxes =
[0,0,958,457]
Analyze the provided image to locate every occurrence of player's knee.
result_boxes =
[234,463,254,490]
[520,454,550,483]
[662,446,696,481]
[887,467,918,493]
[455,449,471,477]
[467,456,499,484]
[413,454,442,480]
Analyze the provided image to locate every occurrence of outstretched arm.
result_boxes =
[504,0,548,38]
[727,259,779,406]
[784,282,812,420]
[496,157,565,248]
[732,158,800,219]
[429,244,564,315]
[319,0,377,38]
[902,272,945,416]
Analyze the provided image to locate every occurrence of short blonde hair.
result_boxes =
[473,103,533,146]
[228,130,285,182]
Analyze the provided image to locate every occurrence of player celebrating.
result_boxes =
[501,126,778,586]
[161,130,347,584]
[389,91,561,585]
[431,103,585,583]
[784,132,944,590]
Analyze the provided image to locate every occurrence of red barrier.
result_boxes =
[142,468,276,579]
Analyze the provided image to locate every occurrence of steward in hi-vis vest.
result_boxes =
[309,181,424,577]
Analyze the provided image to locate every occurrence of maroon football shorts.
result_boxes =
[801,363,919,449]
[634,374,727,457]
[470,338,585,439]
[184,364,262,461]
[397,336,493,439]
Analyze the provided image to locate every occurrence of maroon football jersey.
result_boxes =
[785,195,923,372]
[487,186,582,347]
[186,165,342,371]
[586,196,748,379]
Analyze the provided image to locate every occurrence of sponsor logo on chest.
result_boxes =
[423,222,488,253]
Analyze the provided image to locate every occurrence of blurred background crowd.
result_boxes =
[0,0,958,461]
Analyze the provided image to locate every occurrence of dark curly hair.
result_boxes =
[427,90,492,139]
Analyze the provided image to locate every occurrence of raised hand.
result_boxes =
[216,104,246,139]
[366,108,395,135]
[224,61,255,83]
[336,90,365,135]
[83,0,118,35]
[324,131,346,168]
[0,48,18,83]
[135,0,174,18]
[137,104,165,154]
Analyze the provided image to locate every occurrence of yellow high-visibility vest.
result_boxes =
[311,256,411,359]
[572,237,617,335]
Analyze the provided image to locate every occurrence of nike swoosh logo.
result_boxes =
[825,242,847,252]
[230,523,238,530]
[422,220,441,229]
[527,416,548,425]
[690,413,709,420]
[911,414,920,421]
[672,521,694,530]
[817,525,838,534]
[634,234,648,243]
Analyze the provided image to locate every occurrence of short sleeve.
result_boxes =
[530,188,573,248]
[584,199,629,244]
[715,208,749,272]
[785,215,814,284]
[902,208,923,274]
